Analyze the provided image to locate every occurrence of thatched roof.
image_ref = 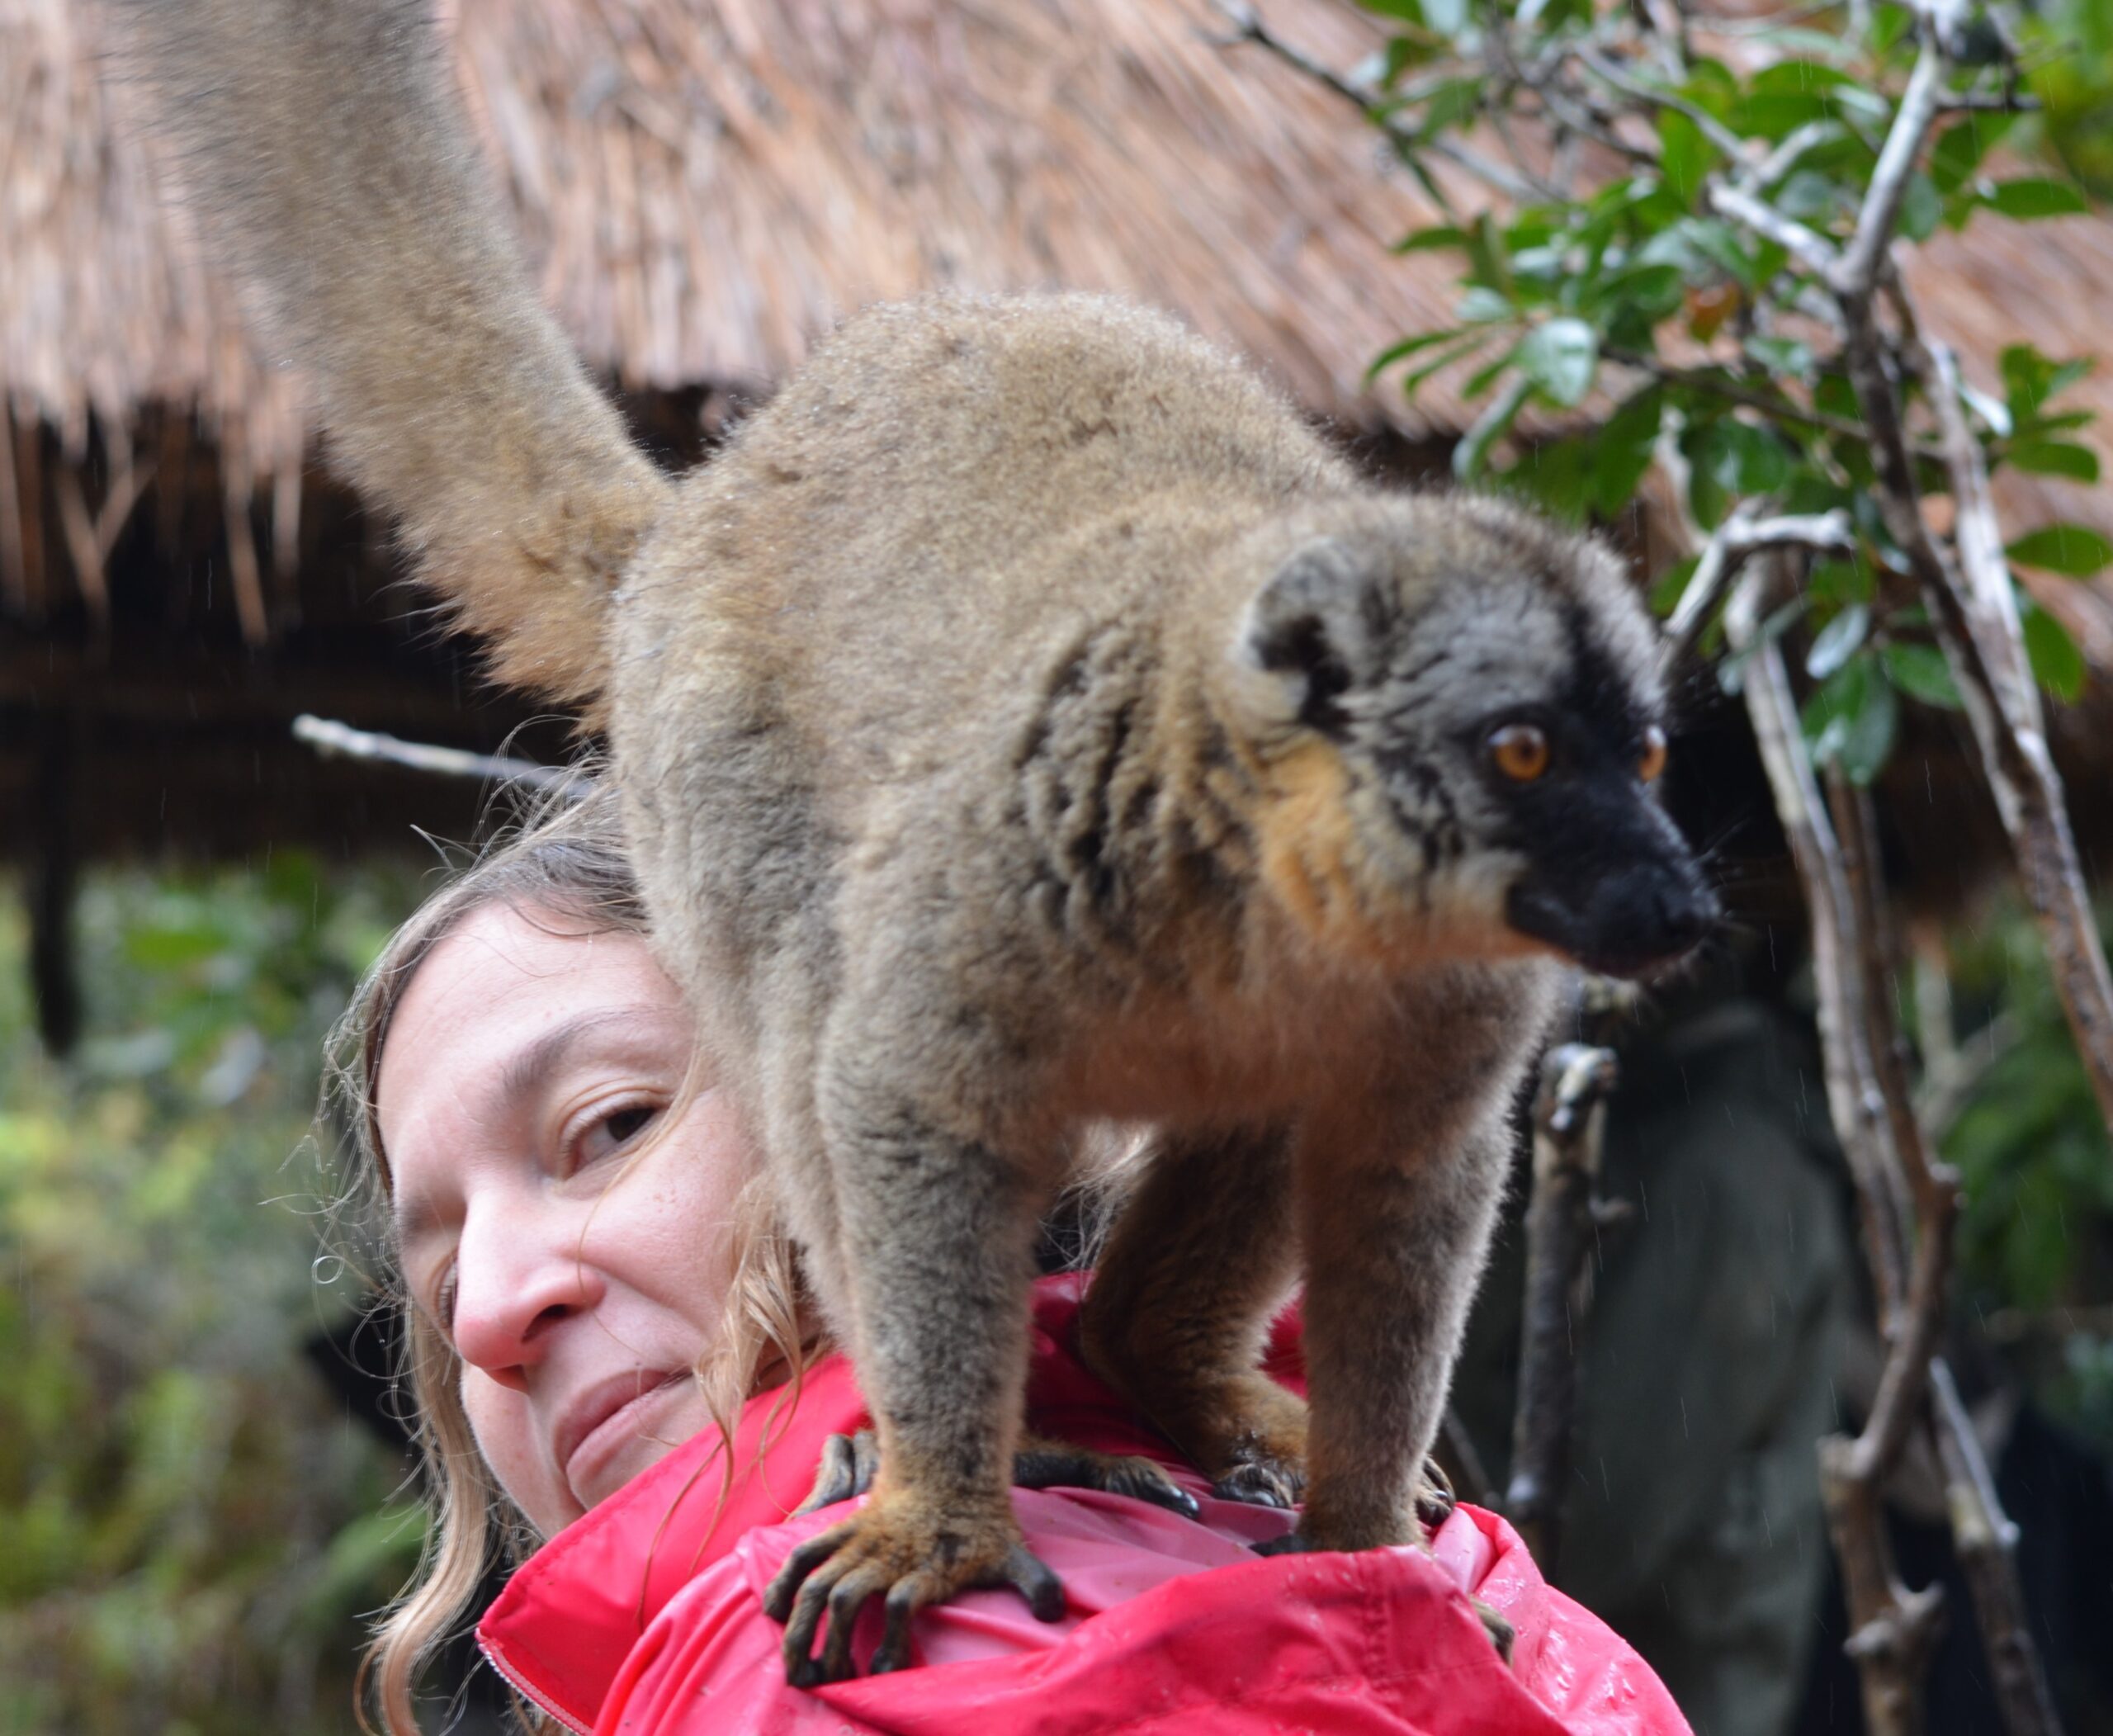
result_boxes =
[9,0,2102,475]
[2,0,2111,873]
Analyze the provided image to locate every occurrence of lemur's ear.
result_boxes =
[1236,539,1384,737]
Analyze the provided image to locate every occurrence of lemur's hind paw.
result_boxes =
[1212,1454,1304,1509]
[1011,1432,1201,1518]
[796,1428,1200,1521]
[764,1492,1061,1685]
[793,1428,882,1516]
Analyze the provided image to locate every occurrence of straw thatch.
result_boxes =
[7,0,2113,617]
[2,0,2112,878]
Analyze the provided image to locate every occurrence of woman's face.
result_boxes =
[378,901,748,1535]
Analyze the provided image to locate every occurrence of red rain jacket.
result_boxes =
[478,1275,1691,1736]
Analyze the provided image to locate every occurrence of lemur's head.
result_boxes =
[1224,494,1715,977]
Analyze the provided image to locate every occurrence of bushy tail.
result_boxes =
[117,0,667,707]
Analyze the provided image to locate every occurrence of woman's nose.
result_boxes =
[448,1207,608,1385]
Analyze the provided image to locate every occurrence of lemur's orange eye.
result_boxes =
[1490,723,1549,783]
[1638,726,1668,783]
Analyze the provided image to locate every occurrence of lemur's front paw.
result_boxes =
[1250,1521,1514,1665]
[763,1491,1064,1685]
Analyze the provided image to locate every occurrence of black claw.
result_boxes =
[1213,1464,1295,1509]
[820,1575,872,1682]
[1250,1527,1318,1558]
[874,1582,919,1673]
[1004,1544,1066,1622]
[765,1526,844,1622]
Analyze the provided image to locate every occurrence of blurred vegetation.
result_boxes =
[2025,0,2113,196]
[1944,898,2113,1451]
[0,856,423,1735]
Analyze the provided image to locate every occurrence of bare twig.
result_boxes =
[1833,38,1947,298]
[1505,1036,1620,1575]
[1212,3,1553,201]
[1728,566,1939,1736]
[1662,504,1855,666]
[1576,45,1750,162]
[291,714,592,798]
[1929,1360,2063,1736]
[1709,181,1841,277]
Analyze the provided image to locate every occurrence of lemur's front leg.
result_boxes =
[763,1052,1056,1685]
[1262,1090,1520,1651]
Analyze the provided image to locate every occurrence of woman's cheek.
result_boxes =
[462,1367,579,1535]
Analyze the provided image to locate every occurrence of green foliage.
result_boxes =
[1347,0,2113,1442]
[0,859,423,1734]
[1356,0,2100,766]
[1942,901,2113,1440]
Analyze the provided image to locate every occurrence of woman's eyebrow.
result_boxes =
[493,1005,665,1106]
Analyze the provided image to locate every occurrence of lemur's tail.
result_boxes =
[118,0,665,709]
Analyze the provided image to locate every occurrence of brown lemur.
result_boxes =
[119,0,1715,1686]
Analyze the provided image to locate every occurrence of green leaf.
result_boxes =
[1591,388,1664,516]
[1651,554,1700,617]
[1899,172,1942,242]
[1517,318,1600,408]
[1804,654,1899,783]
[1981,178,2092,220]
[1808,557,1874,609]
[2007,523,2113,576]
[1454,375,1532,481]
[2000,346,2096,433]
[1465,212,1515,297]
[1930,113,2017,196]
[1457,286,1515,324]
[1881,641,1965,710]
[1743,334,1815,379]
[2023,603,2087,702]
[1401,334,1493,395]
[1366,329,1465,382]
[1691,416,1794,495]
[1658,111,1716,206]
[2005,441,2101,483]
[1805,603,1870,679]
[1392,225,1469,254]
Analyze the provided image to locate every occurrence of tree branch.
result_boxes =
[1662,504,1856,666]
[291,714,592,799]
[1505,1034,1622,1575]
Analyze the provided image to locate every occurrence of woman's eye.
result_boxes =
[431,1265,458,1337]
[573,1103,659,1170]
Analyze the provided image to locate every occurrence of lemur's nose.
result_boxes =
[1650,880,1718,956]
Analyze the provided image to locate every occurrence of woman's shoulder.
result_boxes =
[579,1488,1689,1736]
[477,1275,1690,1736]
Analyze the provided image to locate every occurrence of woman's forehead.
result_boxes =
[374,902,677,1143]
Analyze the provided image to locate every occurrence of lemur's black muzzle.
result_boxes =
[1503,795,1717,978]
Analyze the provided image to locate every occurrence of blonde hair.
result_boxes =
[324,788,818,1735]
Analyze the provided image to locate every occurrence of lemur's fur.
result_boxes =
[122,0,1714,1682]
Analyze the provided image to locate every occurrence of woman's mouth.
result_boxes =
[555,1369,692,1507]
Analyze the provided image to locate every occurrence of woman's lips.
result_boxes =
[556,1369,689,1506]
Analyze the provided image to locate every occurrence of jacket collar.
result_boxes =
[473,1275,1202,1730]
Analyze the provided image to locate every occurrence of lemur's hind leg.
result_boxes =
[1078,1123,1308,1508]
